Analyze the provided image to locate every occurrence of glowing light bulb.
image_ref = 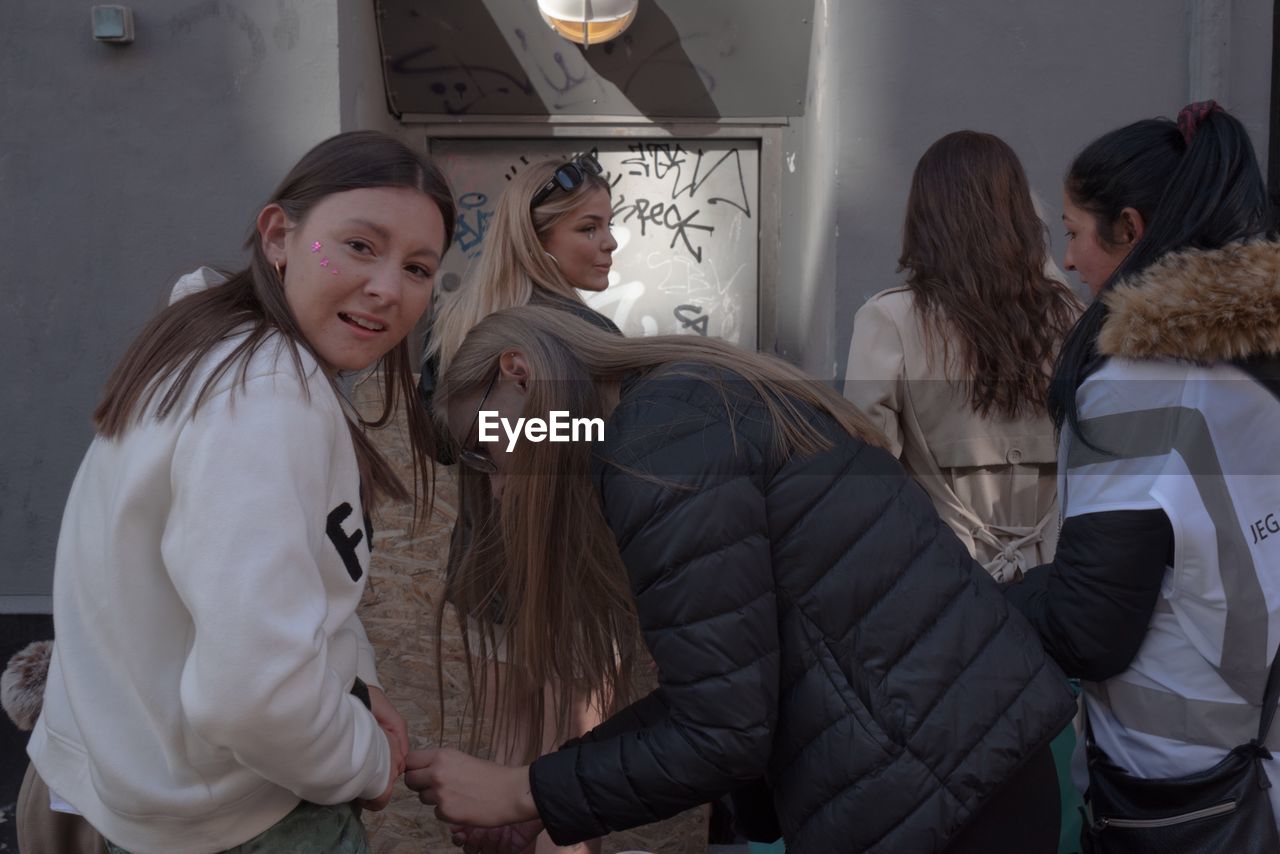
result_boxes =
[536,0,638,47]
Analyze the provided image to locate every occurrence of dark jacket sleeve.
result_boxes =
[1005,509,1173,681]
[568,691,780,842]
[529,387,780,846]
[561,690,671,750]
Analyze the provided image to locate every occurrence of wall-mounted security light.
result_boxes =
[91,6,135,44]
[536,0,638,48]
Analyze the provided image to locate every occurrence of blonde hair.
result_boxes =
[427,159,612,377]
[436,305,886,760]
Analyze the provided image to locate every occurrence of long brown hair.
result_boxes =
[93,131,457,513]
[436,305,886,760]
[427,156,612,377]
[899,131,1081,418]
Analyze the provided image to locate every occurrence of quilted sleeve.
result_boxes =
[530,384,781,845]
[1005,509,1172,681]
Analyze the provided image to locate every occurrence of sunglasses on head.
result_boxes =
[531,153,603,209]
[457,368,500,474]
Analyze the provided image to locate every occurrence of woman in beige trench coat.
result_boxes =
[845,131,1082,583]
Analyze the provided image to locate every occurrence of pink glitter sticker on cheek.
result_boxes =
[319,257,330,267]
[311,241,322,252]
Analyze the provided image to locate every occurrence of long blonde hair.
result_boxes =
[427,158,612,377]
[436,306,886,760]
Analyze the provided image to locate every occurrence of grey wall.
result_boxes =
[775,0,838,376]
[1,0,365,611]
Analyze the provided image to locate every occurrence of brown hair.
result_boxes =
[899,131,1081,418]
[436,305,886,760]
[93,130,457,513]
[427,156,612,377]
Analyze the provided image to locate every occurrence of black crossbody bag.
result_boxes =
[1081,355,1280,854]
[1081,653,1280,852]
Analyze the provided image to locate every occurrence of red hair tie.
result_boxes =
[1177,100,1222,145]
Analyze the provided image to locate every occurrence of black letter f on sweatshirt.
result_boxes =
[326,502,367,582]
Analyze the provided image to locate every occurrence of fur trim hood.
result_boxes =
[2,639,51,731]
[1098,239,1280,363]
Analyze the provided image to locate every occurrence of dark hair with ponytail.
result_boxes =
[1048,103,1272,442]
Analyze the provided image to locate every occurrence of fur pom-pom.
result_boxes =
[2,639,52,731]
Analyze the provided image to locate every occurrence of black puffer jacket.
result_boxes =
[529,366,1076,852]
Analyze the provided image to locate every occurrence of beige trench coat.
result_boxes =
[844,287,1063,581]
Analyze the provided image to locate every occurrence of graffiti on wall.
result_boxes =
[431,139,759,347]
[385,27,718,117]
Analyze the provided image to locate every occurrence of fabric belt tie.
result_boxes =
[974,512,1053,583]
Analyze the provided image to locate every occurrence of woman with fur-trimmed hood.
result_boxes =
[1006,102,1280,843]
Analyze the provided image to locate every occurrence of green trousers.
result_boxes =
[105,801,369,854]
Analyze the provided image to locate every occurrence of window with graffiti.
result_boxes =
[430,138,760,349]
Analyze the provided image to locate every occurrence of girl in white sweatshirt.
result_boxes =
[26,131,456,854]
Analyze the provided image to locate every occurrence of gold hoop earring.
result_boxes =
[274,261,284,280]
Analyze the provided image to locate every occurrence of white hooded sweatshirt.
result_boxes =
[28,270,389,852]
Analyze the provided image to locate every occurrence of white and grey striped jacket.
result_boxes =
[1066,239,1280,818]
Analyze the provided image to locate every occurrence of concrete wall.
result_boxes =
[338,0,402,135]
[1,0,361,611]
[774,0,838,375]
[3,0,1274,608]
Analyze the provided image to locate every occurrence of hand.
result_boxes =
[404,747,537,827]
[449,819,544,854]
[359,727,402,812]
[368,685,410,760]
[359,687,407,812]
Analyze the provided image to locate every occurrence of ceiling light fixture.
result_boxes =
[536,0,638,48]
